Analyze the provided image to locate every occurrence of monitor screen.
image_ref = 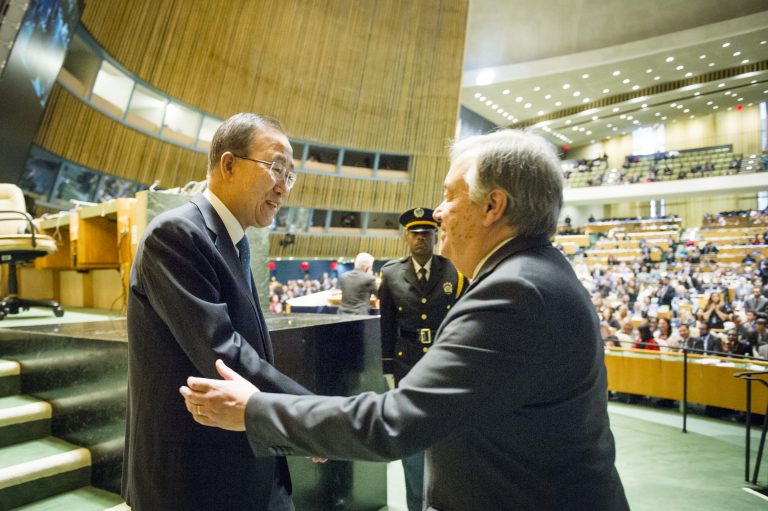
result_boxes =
[50,161,100,208]
[17,145,61,201]
[0,0,82,183]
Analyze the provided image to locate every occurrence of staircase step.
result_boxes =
[0,360,20,398]
[10,486,125,510]
[0,437,91,510]
[0,396,51,447]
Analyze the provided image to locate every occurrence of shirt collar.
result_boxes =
[412,257,433,275]
[203,189,245,250]
[472,236,516,279]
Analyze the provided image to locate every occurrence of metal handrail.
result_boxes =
[734,371,768,485]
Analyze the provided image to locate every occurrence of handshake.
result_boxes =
[179,360,327,463]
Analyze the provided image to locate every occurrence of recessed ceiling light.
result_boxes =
[612,127,618,131]
[738,97,744,101]
[661,116,667,120]
[562,83,571,89]
[565,120,571,125]
[582,98,590,103]
[683,109,689,113]
[645,68,653,73]
[533,86,541,92]
[499,109,505,114]
[485,100,493,105]
[685,72,692,77]
[524,103,532,108]
[586,131,592,135]
[572,127,579,132]
[515,96,523,102]
[612,70,621,76]
[733,51,741,57]
[632,85,640,90]
[592,116,599,121]
[690,115,695,119]
[573,91,581,97]
[654,76,661,80]
[641,103,648,108]
[602,88,610,93]
[612,107,620,112]
[676,105,683,109]
[502,89,510,95]
[699,54,706,59]
[671,102,677,107]
[694,92,701,96]
[627,115,633,120]
[473,92,481,98]
[665,56,674,62]
[537,110,544,115]
[708,62,715,67]
[752,80,758,84]
[476,70,495,85]
[713,105,719,109]
[655,112,660,116]
[622,78,630,84]
[676,65,684,71]
[633,120,640,125]
[742,59,749,64]
[707,101,713,105]
[619,114,626,119]
[717,83,725,87]
[761,41,767,45]
[582,73,589,79]
[492,104,498,109]
[545,94,552,99]
[479,95,486,101]
[590,140,595,144]
[722,42,730,48]
[555,101,562,106]
[607,123,612,127]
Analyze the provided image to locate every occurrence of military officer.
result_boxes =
[378,206,465,511]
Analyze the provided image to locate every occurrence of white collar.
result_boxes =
[413,257,433,275]
[203,189,245,250]
[472,236,516,280]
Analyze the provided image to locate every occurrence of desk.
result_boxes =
[605,348,768,413]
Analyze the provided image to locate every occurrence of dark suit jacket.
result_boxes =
[244,236,628,510]
[688,333,723,355]
[379,255,465,383]
[745,296,768,319]
[122,195,310,511]
[337,269,377,315]
[656,285,675,307]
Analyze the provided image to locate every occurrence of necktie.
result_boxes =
[236,235,252,290]
[418,267,427,289]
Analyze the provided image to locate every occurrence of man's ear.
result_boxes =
[482,189,507,227]
[220,152,236,177]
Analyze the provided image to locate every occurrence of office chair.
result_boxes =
[0,183,63,319]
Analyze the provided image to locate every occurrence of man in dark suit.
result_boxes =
[744,285,768,320]
[181,129,629,510]
[123,113,311,511]
[378,207,465,511]
[689,320,723,355]
[655,276,675,307]
[337,252,377,315]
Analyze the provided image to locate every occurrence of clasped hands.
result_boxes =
[179,359,326,463]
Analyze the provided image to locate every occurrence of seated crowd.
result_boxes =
[267,272,338,312]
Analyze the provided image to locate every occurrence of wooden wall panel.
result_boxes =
[79,0,467,155]
[35,86,208,187]
[269,234,407,260]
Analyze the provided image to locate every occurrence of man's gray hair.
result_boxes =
[354,252,374,271]
[451,129,563,237]
[208,113,284,175]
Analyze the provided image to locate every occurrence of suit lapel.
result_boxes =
[190,195,270,358]
[403,258,420,291]
[421,256,441,295]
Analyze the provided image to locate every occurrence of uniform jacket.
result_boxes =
[337,269,377,315]
[243,236,629,510]
[122,194,310,511]
[379,254,465,383]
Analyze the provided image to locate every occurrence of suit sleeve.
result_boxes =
[244,276,557,460]
[137,219,310,396]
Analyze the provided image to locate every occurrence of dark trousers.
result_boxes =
[402,451,425,511]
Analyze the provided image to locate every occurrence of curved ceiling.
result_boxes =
[462,3,768,148]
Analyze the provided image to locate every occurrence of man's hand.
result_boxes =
[179,359,259,431]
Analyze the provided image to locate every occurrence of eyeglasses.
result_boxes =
[232,154,297,190]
